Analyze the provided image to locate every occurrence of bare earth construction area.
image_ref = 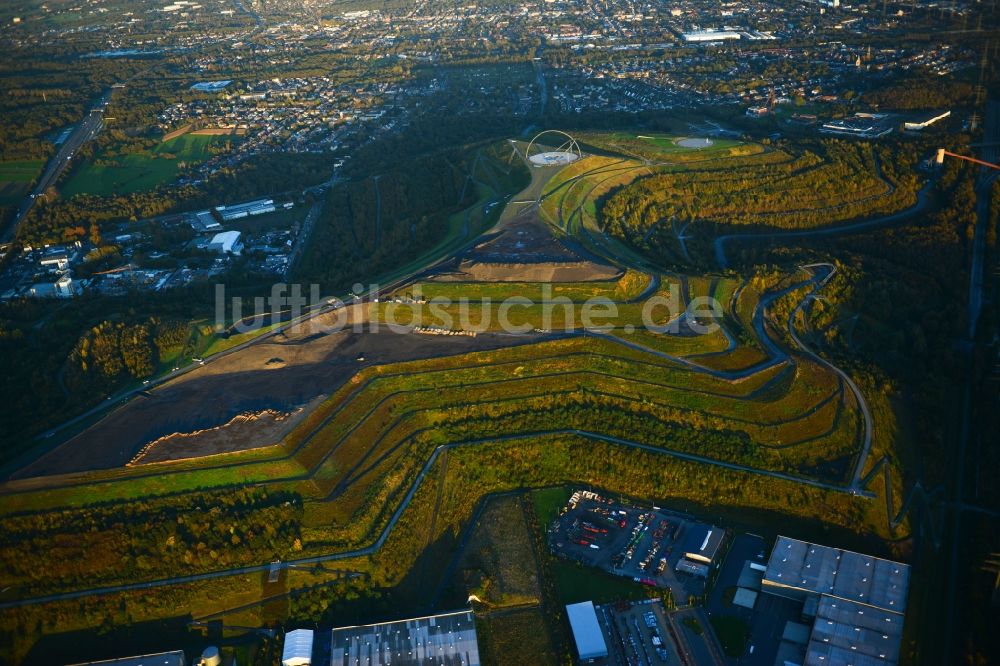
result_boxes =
[11,317,539,480]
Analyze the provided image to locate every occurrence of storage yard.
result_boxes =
[546,490,724,606]
[567,598,688,666]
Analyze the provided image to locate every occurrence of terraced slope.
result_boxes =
[0,136,906,646]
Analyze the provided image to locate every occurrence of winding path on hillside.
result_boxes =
[714,179,934,269]
[0,146,889,611]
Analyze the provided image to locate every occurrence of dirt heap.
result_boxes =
[127,406,312,466]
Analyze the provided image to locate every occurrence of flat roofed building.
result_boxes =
[682,30,741,42]
[732,587,758,609]
[329,609,480,666]
[208,230,243,255]
[737,560,764,591]
[682,524,724,564]
[566,601,608,661]
[763,536,909,612]
[282,629,313,666]
[195,210,221,231]
[804,596,903,666]
[40,252,71,270]
[675,558,710,578]
[67,650,186,666]
[782,621,812,646]
[215,198,276,221]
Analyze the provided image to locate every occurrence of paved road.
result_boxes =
[3,90,111,243]
[786,263,874,491]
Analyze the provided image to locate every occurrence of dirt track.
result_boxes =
[12,319,538,479]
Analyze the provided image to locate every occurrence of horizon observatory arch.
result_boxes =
[526,130,582,167]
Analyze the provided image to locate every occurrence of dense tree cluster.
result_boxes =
[64,317,188,392]
[601,140,920,257]
[0,487,302,595]
[299,150,473,290]
[861,78,975,111]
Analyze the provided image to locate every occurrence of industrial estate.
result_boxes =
[0,0,998,665]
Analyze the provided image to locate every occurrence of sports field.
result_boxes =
[61,134,234,196]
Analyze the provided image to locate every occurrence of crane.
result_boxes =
[935,148,1000,171]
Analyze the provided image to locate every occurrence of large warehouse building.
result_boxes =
[566,601,609,662]
[281,629,314,666]
[215,198,276,222]
[762,536,910,666]
[329,609,480,666]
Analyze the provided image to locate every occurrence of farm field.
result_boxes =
[61,134,234,196]
[0,159,43,205]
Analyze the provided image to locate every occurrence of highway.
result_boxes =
[3,90,111,243]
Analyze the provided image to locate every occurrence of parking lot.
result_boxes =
[596,599,683,666]
[547,491,709,606]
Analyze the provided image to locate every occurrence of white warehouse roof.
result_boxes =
[566,601,608,661]
[209,230,242,254]
[282,628,314,666]
[682,30,741,42]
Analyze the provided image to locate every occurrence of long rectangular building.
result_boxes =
[763,536,909,612]
[329,609,480,666]
[215,198,276,221]
[682,30,741,42]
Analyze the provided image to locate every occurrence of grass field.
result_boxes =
[476,607,559,666]
[550,559,651,605]
[0,159,43,205]
[62,134,234,196]
[450,494,541,607]
[531,486,571,524]
[709,614,751,657]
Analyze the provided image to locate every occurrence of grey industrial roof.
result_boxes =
[681,523,724,561]
[329,609,480,666]
[763,537,910,613]
[67,650,186,666]
[781,621,812,645]
[737,560,765,591]
[732,588,758,609]
[566,601,609,660]
[804,596,903,666]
